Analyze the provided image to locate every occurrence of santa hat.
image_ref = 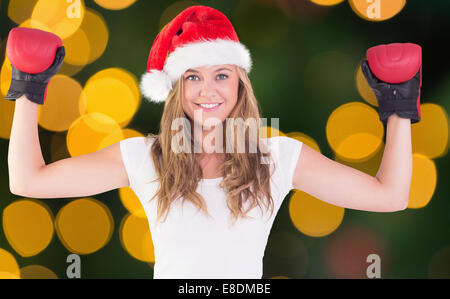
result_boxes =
[140,5,252,103]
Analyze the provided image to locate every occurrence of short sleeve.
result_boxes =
[119,137,149,187]
[268,136,303,193]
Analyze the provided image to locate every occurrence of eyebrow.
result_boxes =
[185,67,232,73]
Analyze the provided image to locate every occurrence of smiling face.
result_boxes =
[182,64,240,127]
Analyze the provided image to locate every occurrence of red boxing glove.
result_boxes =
[361,43,422,125]
[5,27,65,104]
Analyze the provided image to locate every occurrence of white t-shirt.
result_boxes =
[119,136,303,279]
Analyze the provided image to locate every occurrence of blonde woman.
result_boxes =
[7,5,420,279]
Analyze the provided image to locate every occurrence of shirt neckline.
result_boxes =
[199,176,223,185]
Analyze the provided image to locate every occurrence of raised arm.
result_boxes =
[292,42,421,212]
[292,114,410,212]
[8,95,46,193]
[5,27,130,198]
[8,95,130,198]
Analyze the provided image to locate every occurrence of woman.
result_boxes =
[7,5,418,279]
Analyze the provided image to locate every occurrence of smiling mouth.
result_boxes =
[195,102,223,110]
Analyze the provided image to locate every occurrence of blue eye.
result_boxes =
[185,74,228,81]
[186,75,199,81]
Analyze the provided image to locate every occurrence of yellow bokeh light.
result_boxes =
[407,153,437,209]
[120,213,155,262]
[289,190,345,237]
[309,0,345,6]
[339,132,382,160]
[61,27,91,66]
[66,112,124,157]
[83,68,141,126]
[122,128,146,139]
[99,127,144,149]
[0,53,16,139]
[31,0,85,39]
[334,141,384,178]
[98,128,138,149]
[18,17,52,32]
[0,271,21,279]
[286,132,321,152]
[1,56,12,96]
[356,64,378,107]
[80,8,109,64]
[93,0,138,10]
[412,103,449,159]
[2,199,54,257]
[58,61,85,77]
[55,198,114,255]
[0,93,15,140]
[7,0,39,25]
[142,230,155,262]
[0,248,20,277]
[326,102,384,162]
[37,74,86,132]
[349,0,406,22]
[119,187,146,218]
[63,8,109,66]
[20,265,58,279]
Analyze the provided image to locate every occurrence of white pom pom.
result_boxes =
[139,70,173,103]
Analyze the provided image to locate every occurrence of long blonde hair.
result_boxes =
[145,66,275,226]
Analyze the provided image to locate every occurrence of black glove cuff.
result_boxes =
[377,98,419,112]
[379,110,420,125]
[5,79,47,104]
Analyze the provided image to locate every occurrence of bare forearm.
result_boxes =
[376,113,412,208]
[8,95,46,191]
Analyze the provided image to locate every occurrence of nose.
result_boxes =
[200,76,216,98]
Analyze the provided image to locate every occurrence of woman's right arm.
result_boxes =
[8,95,130,198]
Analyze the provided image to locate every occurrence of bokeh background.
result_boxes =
[0,0,449,279]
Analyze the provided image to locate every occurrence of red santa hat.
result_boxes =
[140,5,252,103]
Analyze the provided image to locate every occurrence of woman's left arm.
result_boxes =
[292,113,412,212]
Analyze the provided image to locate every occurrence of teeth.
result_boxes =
[199,103,220,108]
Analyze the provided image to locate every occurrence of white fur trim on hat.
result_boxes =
[140,70,172,103]
[140,39,252,103]
[164,39,252,84]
